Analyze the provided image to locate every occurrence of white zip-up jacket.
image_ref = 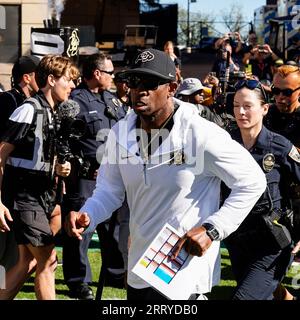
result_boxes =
[82,99,266,294]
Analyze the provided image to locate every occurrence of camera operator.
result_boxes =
[62,53,127,300]
[215,33,239,50]
[210,64,247,126]
[242,44,279,82]
[239,31,258,61]
[212,42,240,79]
[0,54,78,300]
[215,32,244,67]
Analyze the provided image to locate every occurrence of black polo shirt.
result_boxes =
[0,86,27,137]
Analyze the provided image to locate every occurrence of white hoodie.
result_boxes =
[81,99,266,295]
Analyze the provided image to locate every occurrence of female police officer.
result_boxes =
[224,79,300,300]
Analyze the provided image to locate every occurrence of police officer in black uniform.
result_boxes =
[62,53,127,300]
[223,79,300,300]
[265,65,300,248]
[264,64,300,299]
[0,55,39,271]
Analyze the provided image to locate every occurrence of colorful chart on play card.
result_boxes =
[137,226,188,284]
[132,223,195,299]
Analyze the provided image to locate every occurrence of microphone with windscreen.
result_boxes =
[57,99,80,119]
[56,99,86,140]
[56,99,86,164]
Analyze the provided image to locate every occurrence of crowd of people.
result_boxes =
[0,32,300,301]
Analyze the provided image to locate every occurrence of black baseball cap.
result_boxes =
[122,49,176,81]
[12,55,40,81]
[114,71,128,83]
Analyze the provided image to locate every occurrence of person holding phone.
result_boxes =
[242,44,279,82]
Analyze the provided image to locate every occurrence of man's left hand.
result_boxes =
[171,226,212,258]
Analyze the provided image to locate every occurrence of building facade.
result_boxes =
[0,0,48,90]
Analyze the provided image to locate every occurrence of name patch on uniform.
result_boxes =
[262,153,275,172]
[289,145,300,164]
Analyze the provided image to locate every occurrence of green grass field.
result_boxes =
[15,246,300,300]
[15,248,126,300]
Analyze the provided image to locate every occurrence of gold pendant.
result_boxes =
[174,150,183,165]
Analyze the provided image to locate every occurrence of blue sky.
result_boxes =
[158,0,267,34]
[158,0,266,19]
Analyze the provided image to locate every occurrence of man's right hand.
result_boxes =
[0,203,13,232]
[64,211,90,240]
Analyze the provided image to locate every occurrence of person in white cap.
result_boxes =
[177,77,226,128]
[177,78,205,104]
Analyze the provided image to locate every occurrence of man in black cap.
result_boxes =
[0,55,39,272]
[66,48,266,300]
[113,71,131,111]
[0,55,40,137]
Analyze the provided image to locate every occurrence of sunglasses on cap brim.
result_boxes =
[234,79,268,103]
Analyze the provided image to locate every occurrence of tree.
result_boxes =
[178,8,215,46]
[220,2,248,34]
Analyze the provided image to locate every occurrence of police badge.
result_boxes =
[262,153,275,172]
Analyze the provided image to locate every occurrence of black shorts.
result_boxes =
[12,209,54,247]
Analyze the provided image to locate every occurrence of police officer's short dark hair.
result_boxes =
[82,53,112,80]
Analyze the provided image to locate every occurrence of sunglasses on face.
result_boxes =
[234,79,268,102]
[126,76,170,91]
[98,69,114,76]
[271,86,300,97]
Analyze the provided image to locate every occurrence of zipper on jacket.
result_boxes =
[143,162,148,185]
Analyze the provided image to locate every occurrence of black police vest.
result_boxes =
[7,97,56,177]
